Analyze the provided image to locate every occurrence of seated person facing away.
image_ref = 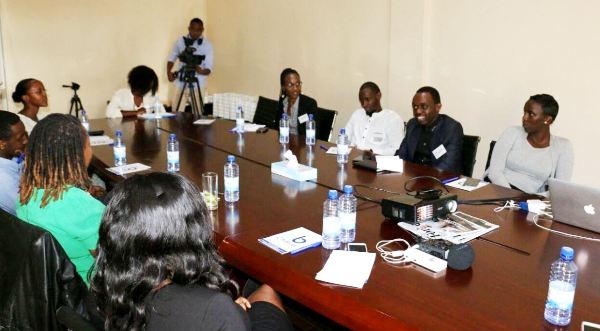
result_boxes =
[17,114,105,285]
[486,94,573,194]
[11,78,49,133]
[396,86,464,173]
[91,172,293,331]
[0,111,28,215]
[345,81,404,156]
[106,65,166,118]
[270,68,317,135]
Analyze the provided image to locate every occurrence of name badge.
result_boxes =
[432,144,447,159]
[370,131,385,144]
[298,113,309,124]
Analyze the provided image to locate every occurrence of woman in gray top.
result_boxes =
[487,94,573,194]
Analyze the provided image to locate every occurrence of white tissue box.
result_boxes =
[271,161,317,182]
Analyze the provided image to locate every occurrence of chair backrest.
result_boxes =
[461,135,481,177]
[484,140,497,171]
[315,107,338,141]
[56,306,98,331]
[253,96,279,129]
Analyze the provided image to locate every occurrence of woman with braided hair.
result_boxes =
[17,113,104,285]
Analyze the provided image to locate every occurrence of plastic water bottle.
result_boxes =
[79,109,89,132]
[336,128,349,164]
[544,246,578,326]
[224,155,240,202]
[322,190,341,250]
[167,134,180,172]
[236,106,245,132]
[154,100,162,119]
[338,185,357,243]
[279,114,289,144]
[113,130,126,166]
[306,114,316,146]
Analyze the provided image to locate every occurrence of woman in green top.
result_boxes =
[17,114,104,285]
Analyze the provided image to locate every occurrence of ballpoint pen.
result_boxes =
[319,145,329,151]
[441,176,460,184]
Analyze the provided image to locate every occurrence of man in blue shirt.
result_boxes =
[0,111,28,215]
[167,17,214,113]
[396,86,464,173]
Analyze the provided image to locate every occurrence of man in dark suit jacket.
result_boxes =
[396,86,463,173]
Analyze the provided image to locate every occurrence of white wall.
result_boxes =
[0,0,207,119]
[208,0,600,187]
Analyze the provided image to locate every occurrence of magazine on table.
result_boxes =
[398,211,499,244]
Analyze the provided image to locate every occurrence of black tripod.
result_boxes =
[62,82,84,118]
[174,66,204,117]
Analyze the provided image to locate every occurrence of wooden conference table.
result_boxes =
[89,114,600,331]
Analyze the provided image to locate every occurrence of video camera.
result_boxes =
[178,37,205,69]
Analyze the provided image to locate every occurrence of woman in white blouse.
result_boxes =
[106,65,166,118]
[11,78,48,133]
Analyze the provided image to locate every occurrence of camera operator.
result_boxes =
[167,17,213,113]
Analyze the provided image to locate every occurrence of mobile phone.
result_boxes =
[348,243,367,252]
[88,130,104,136]
[582,322,600,331]
[463,177,480,187]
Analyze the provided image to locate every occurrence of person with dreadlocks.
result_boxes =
[17,113,104,285]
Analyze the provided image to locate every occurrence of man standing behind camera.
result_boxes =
[167,17,213,113]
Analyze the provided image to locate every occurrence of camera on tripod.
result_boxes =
[177,37,205,82]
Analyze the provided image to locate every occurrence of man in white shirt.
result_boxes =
[344,82,404,155]
[167,18,214,113]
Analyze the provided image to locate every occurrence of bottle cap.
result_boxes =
[560,246,574,261]
[308,114,314,120]
[343,185,353,194]
[340,128,345,134]
[282,114,288,120]
[116,129,122,137]
[328,190,338,200]
[80,109,86,115]
[169,133,176,140]
[227,155,235,163]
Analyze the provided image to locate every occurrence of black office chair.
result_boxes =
[461,135,481,177]
[484,140,497,171]
[56,306,98,331]
[315,107,338,141]
[253,96,279,129]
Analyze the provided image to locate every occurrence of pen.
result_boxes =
[441,176,460,184]
[319,145,328,151]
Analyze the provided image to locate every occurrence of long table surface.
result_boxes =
[89,116,600,330]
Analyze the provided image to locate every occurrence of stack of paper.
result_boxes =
[326,147,353,155]
[89,135,114,146]
[315,250,376,289]
[241,123,266,132]
[375,155,403,172]
[137,113,176,120]
[445,177,489,191]
[398,211,499,244]
[258,227,322,254]
[107,163,151,176]
[193,118,216,125]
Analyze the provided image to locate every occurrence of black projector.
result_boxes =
[381,194,458,224]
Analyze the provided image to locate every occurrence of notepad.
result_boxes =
[89,135,114,146]
[106,163,151,176]
[258,227,322,254]
[137,113,176,120]
[315,250,376,289]
[194,118,216,125]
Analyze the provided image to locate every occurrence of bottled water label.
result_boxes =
[236,118,245,131]
[339,212,356,230]
[337,144,349,155]
[280,127,289,137]
[114,146,126,159]
[322,216,341,235]
[82,122,90,131]
[546,280,575,310]
[306,129,316,139]
[224,177,239,192]
[167,151,179,163]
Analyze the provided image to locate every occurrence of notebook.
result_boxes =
[548,178,600,233]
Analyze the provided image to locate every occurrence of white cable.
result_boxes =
[533,213,600,242]
[493,200,519,213]
[376,238,411,264]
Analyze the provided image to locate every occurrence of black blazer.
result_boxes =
[269,94,318,136]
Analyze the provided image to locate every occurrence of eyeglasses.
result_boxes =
[284,82,302,89]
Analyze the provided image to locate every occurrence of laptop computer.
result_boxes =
[548,178,600,233]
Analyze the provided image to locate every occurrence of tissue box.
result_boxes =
[271,161,317,182]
